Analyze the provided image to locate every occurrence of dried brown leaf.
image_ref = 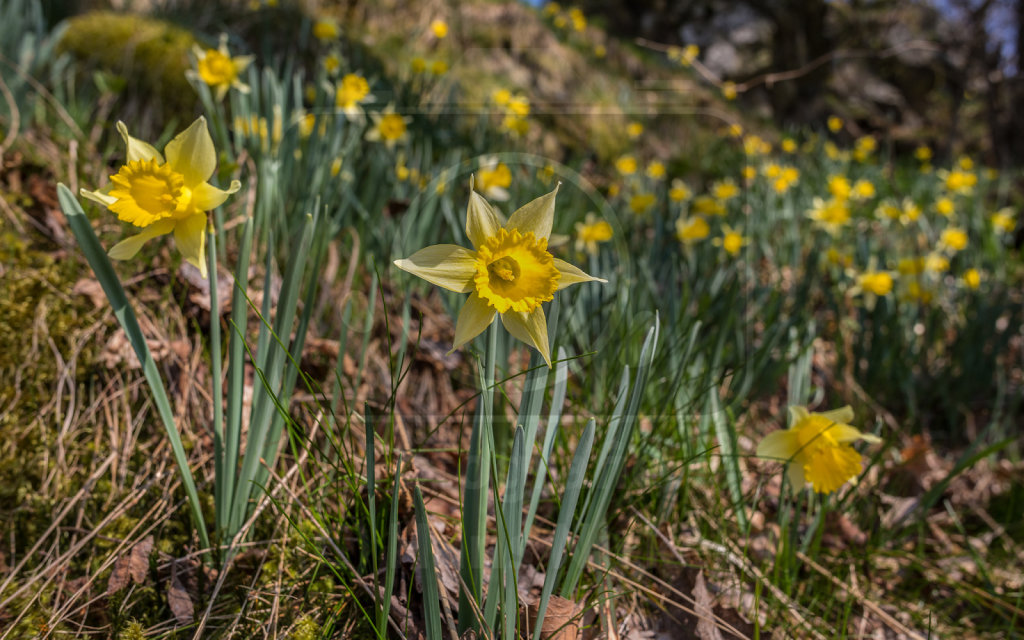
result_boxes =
[694,570,724,640]
[167,569,194,625]
[106,535,153,594]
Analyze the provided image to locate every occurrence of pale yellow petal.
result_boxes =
[116,121,164,164]
[174,213,209,278]
[788,405,810,427]
[553,258,607,291]
[107,219,176,260]
[164,117,216,186]
[500,308,551,367]
[820,405,855,425]
[755,429,798,461]
[393,244,478,293]
[452,292,496,350]
[192,180,241,211]
[506,184,558,241]
[80,187,117,208]
[786,461,807,491]
[466,189,502,248]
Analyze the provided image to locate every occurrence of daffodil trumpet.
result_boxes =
[393,183,606,367]
[81,117,241,278]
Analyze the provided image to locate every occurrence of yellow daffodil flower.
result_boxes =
[192,35,253,101]
[714,224,747,256]
[335,73,373,118]
[615,155,637,176]
[781,138,797,153]
[712,179,739,201]
[915,145,932,162]
[626,122,644,139]
[676,216,709,245]
[990,208,1016,233]
[852,179,875,200]
[81,118,240,278]
[935,197,955,218]
[646,160,666,180]
[722,81,737,100]
[476,158,512,201]
[430,19,448,39]
[757,405,882,494]
[692,195,725,217]
[629,192,656,215]
[430,60,449,75]
[393,185,606,366]
[365,105,411,147]
[575,212,613,255]
[313,17,340,42]
[939,227,968,253]
[807,197,850,235]
[827,116,843,133]
[827,174,851,201]
[669,179,692,202]
[963,268,981,290]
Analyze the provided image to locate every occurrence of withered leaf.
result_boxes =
[694,570,724,640]
[167,569,194,625]
[106,535,153,594]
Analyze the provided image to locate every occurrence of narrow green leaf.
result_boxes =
[414,484,443,640]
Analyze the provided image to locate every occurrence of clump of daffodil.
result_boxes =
[365,105,411,147]
[81,118,240,278]
[852,135,876,162]
[827,174,852,201]
[575,212,613,255]
[941,168,977,195]
[191,35,253,101]
[756,405,882,494]
[393,185,606,366]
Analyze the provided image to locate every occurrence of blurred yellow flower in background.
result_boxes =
[714,224,747,256]
[827,116,843,133]
[676,216,709,245]
[669,179,692,202]
[629,192,656,214]
[575,212,613,255]
[193,35,253,101]
[365,105,411,147]
[615,155,638,175]
[430,19,449,39]
[313,17,340,41]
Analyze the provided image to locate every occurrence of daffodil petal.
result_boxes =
[820,406,855,425]
[174,213,209,278]
[452,292,496,350]
[755,429,798,461]
[466,190,502,249]
[80,187,117,208]
[788,405,810,427]
[500,308,551,367]
[192,180,242,212]
[553,258,607,290]
[786,461,807,491]
[506,184,558,241]
[107,219,176,260]
[116,121,164,164]
[393,244,478,293]
[164,117,216,186]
